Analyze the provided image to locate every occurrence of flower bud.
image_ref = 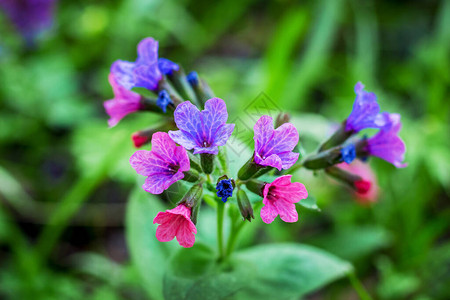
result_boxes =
[167,67,199,106]
[186,71,214,106]
[325,166,371,195]
[216,176,235,203]
[275,112,291,128]
[131,121,176,148]
[236,189,254,222]
[178,184,203,224]
[303,144,356,170]
[156,90,174,113]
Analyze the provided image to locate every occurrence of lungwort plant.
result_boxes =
[104,37,407,300]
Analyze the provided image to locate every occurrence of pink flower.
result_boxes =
[260,175,308,224]
[104,73,142,127]
[337,161,379,204]
[129,132,190,194]
[153,204,197,248]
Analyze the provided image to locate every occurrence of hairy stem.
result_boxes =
[217,200,225,260]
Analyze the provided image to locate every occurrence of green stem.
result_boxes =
[225,220,246,257]
[217,200,225,260]
[347,271,373,300]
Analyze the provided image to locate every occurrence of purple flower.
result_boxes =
[340,144,356,164]
[130,132,190,194]
[345,82,385,132]
[0,0,57,42]
[111,38,178,91]
[169,98,235,155]
[158,58,180,76]
[365,112,407,168]
[253,115,299,171]
[104,73,142,127]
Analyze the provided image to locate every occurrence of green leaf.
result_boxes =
[126,187,176,300]
[164,243,352,300]
[306,226,392,261]
[232,244,352,299]
[298,195,321,211]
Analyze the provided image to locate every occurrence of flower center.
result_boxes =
[168,164,180,173]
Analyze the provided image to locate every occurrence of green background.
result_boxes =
[0,0,449,299]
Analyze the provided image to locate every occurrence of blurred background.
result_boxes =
[0,0,449,299]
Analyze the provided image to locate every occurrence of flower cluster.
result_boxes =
[104,37,407,250]
[304,82,407,198]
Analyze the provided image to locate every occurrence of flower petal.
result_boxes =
[260,200,278,224]
[254,115,274,153]
[274,200,298,223]
[111,60,136,90]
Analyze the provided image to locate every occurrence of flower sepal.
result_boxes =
[245,179,265,197]
[237,157,265,181]
[178,183,203,224]
[303,144,355,170]
[236,189,254,222]
[318,121,354,152]
[325,166,371,195]
[200,153,215,174]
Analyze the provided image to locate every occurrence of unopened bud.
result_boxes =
[236,189,254,222]
[216,175,235,203]
[303,144,356,170]
[275,112,290,128]
[325,166,371,195]
[178,184,203,224]
[168,67,199,106]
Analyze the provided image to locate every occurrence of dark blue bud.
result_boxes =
[216,179,234,203]
[187,71,199,86]
[156,90,173,113]
[340,144,356,164]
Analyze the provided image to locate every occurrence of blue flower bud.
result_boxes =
[187,71,199,86]
[340,144,356,164]
[156,90,173,113]
[216,179,234,203]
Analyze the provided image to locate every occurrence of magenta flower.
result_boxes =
[0,0,57,42]
[111,37,180,92]
[345,82,385,132]
[365,112,407,168]
[104,73,143,127]
[253,115,299,171]
[168,98,235,155]
[153,204,197,248]
[260,175,308,224]
[129,132,190,194]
